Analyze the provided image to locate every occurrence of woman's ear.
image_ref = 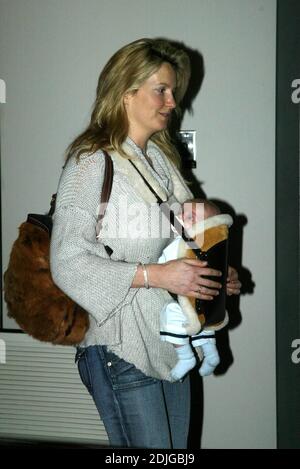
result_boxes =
[123,94,129,107]
[123,92,132,108]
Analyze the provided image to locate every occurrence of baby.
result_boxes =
[159,198,228,381]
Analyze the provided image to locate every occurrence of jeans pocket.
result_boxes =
[104,349,134,376]
[104,349,157,390]
[76,348,93,395]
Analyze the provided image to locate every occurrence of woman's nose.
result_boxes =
[166,92,176,109]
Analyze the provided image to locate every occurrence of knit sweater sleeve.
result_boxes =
[49,152,139,326]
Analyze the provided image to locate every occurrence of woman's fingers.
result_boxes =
[195,286,217,300]
[226,267,241,296]
[226,280,242,296]
[163,258,231,299]
[198,275,222,290]
[183,258,208,267]
[183,260,222,280]
[171,261,242,299]
[197,285,219,295]
[187,285,217,301]
[196,269,222,299]
[181,258,223,299]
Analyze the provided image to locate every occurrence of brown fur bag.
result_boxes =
[4,213,89,345]
[4,152,113,345]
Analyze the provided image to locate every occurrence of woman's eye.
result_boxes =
[156,87,165,94]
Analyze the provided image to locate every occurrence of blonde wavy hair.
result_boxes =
[65,38,191,164]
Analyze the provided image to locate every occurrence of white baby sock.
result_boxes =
[193,331,220,377]
[198,341,220,377]
[170,344,196,381]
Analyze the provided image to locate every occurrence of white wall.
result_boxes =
[0,0,276,448]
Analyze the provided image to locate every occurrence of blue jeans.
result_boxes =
[75,345,190,448]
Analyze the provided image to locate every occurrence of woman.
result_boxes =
[50,38,241,448]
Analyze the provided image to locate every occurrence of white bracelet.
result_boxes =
[141,263,149,289]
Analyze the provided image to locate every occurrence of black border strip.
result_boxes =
[276,0,300,449]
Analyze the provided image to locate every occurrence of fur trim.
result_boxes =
[203,311,229,331]
[186,214,233,239]
[109,140,192,206]
[156,145,193,204]
[178,295,202,335]
[110,143,169,204]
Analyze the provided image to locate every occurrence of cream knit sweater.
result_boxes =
[50,138,192,380]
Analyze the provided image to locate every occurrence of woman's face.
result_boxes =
[124,62,177,148]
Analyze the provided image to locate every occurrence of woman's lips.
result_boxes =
[159,112,170,118]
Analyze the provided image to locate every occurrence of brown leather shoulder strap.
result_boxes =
[48,151,113,238]
[96,150,113,236]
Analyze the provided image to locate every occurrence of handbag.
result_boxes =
[3,151,113,345]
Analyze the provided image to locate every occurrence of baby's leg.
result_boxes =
[170,343,196,381]
[192,331,220,377]
[160,301,196,380]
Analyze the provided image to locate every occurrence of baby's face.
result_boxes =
[180,202,205,230]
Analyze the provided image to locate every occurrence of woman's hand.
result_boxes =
[226,266,241,296]
[148,259,223,300]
